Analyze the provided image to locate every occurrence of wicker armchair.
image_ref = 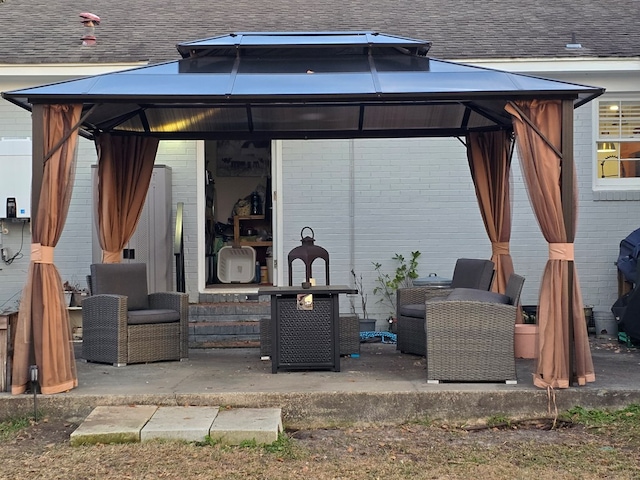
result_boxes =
[424,273,525,383]
[82,263,189,366]
[396,258,495,355]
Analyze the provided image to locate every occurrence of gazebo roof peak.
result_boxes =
[176,31,432,58]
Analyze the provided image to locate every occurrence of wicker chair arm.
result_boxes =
[82,294,128,329]
[149,292,188,313]
[149,292,189,360]
[397,286,452,308]
[424,300,517,383]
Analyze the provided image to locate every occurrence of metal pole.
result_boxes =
[560,99,576,385]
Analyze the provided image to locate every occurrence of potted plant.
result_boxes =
[515,305,538,359]
[63,280,88,307]
[350,269,375,332]
[372,251,421,320]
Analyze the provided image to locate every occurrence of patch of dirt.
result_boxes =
[2,418,77,453]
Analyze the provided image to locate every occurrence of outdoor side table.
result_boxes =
[259,285,356,374]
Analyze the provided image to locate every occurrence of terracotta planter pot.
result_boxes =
[514,324,538,359]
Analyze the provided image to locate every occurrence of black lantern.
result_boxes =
[288,227,330,286]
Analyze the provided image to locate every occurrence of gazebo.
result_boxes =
[2,31,604,394]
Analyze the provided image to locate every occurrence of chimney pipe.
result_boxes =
[79,12,100,46]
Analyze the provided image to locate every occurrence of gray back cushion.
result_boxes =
[450,258,495,290]
[90,263,150,311]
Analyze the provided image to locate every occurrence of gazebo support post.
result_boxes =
[560,99,576,385]
[31,104,45,229]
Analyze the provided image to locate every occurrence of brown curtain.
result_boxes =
[12,104,81,395]
[95,134,158,263]
[506,99,595,388]
[467,130,515,296]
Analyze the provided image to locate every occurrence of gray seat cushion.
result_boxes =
[127,309,180,325]
[445,288,510,304]
[399,303,426,318]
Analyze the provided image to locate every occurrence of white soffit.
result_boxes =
[457,57,640,74]
[0,63,148,77]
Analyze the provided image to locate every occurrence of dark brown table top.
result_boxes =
[258,285,357,295]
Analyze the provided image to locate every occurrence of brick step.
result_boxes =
[189,302,270,323]
[189,320,263,349]
[197,293,267,303]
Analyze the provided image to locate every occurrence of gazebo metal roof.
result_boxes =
[2,31,604,141]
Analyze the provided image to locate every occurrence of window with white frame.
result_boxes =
[596,99,640,184]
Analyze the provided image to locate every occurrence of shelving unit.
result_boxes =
[232,215,273,284]
[233,215,272,247]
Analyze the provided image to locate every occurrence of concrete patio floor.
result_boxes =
[1,337,640,428]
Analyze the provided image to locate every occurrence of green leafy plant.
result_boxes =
[263,432,297,458]
[372,251,421,317]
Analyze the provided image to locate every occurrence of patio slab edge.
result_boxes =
[2,389,640,429]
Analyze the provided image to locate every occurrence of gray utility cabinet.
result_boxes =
[92,165,173,293]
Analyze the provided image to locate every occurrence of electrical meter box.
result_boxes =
[0,137,31,219]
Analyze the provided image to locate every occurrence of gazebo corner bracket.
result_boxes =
[507,101,562,159]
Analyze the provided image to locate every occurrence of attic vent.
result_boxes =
[80,12,100,46]
[565,32,582,49]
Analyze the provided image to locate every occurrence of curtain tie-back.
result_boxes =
[102,250,122,264]
[548,243,574,261]
[31,243,55,264]
[492,242,510,255]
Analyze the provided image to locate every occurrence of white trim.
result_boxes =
[592,96,640,191]
[197,140,282,292]
[196,140,206,292]
[272,140,284,287]
[457,57,640,73]
[0,63,147,77]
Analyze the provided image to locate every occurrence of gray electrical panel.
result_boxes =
[92,165,173,293]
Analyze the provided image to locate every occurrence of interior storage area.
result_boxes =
[205,140,273,286]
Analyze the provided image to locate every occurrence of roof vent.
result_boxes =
[565,32,582,49]
[80,12,100,46]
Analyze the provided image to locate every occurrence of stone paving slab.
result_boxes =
[141,406,220,443]
[70,405,158,446]
[209,407,283,445]
[70,406,282,446]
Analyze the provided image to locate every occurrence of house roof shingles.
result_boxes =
[0,0,637,65]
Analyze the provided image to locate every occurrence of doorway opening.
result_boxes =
[204,140,273,288]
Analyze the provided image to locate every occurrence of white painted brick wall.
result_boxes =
[280,106,640,324]
[0,101,37,311]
